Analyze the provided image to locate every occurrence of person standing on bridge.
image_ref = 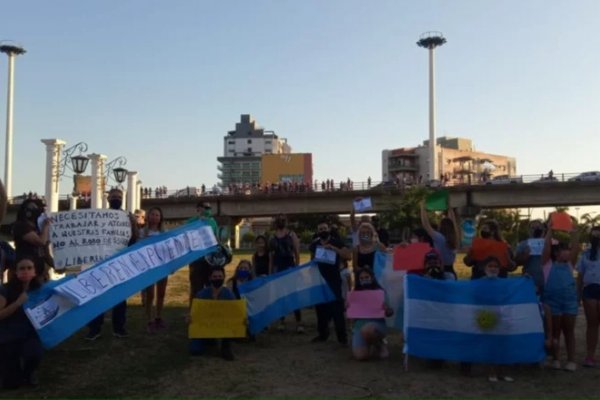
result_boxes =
[269,214,304,333]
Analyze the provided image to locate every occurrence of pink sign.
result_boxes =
[346,290,385,319]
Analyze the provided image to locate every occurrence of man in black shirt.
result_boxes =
[309,219,350,345]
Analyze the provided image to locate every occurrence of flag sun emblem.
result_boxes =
[476,309,499,331]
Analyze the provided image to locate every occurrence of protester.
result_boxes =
[12,199,52,281]
[252,235,269,277]
[86,188,137,340]
[542,221,580,371]
[423,249,455,281]
[348,267,393,360]
[228,259,254,299]
[188,266,235,361]
[481,256,515,382]
[188,202,218,306]
[515,219,547,291]
[420,202,460,278]
[352,222,386,281]
[340,262,352,304]
[133,209,146,230]
[371,216,390,248]
[464,220,515,279]
[269,214,303,333]
[309,219,349,345]
[140,207,169,334]
[0,257,43,389]
[576,226,600,368]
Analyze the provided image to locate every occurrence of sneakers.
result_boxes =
[583,357,597,368]
[488,375,498,382]
[378,343,390,359]
[488,375,514,383]
[113,329,129,338]
[85,331,102,341]
[550,360,561,370]
[296,325,305,334]
[564,361,577,372]
[311,335,327,343]
[146,321,156,334]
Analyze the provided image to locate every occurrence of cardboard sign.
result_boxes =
[527,238,545,256]
[550,211,573,232]
[425,190,448,211]
[353,197,373,212]
[188,299,247,339]
[314,246,337,265]
[470,238,509,267]
[50,209,132,270]
[393,242,432,271]
[347,290,385,319]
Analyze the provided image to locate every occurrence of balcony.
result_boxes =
[389,164,418,172]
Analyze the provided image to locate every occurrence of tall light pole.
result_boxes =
[0,41,26,199]
[417,32,446,182]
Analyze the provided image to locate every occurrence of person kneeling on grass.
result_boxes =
[349,267,393,361]
[0,257,44,389]
[188,266,235,361]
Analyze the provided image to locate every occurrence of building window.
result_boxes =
[265,140,271,144]
[228,140,235,145]
[228,149,234,153]
[247,147,252,153]
[247,139,252,144]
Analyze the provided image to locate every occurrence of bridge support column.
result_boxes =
[227,217,243,250]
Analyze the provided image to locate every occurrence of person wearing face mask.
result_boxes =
[309,220,351,345]
[423,250,455,281]
[268,214,303,333]
[12,199,51,281]
[188,202,219,307]
[0,257,43,389]
[227,260,254,299]
[349,268,393,360]
[352,222,386,283]
[86,188,137,341]
[515,220,547,291]
[188,266,235,360]
[463,220,515,280]
[577,226,600,368]
[420,202,461,279]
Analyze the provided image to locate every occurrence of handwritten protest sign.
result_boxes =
[50,210,131,270]
[347,290,385,319]
[188,299,247,338]
[314,246,337,265]
[353,197,373,212]
[393,242,431,271]
[527,238,545,256]
[470,238,509,267]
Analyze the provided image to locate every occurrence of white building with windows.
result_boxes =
[218,115,291,187]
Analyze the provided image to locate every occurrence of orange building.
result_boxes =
[260,153,313,185]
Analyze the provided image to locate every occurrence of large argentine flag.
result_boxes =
[238,263,335,335]
[404,274,545,364]
[374,251,405,330]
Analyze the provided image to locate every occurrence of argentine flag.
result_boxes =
[238,263,335,335]
[404,274,545,364]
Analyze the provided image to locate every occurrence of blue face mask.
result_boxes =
[237,270,251,279]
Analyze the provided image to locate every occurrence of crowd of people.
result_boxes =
[1,178,600,389]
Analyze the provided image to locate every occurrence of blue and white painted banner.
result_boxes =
[374,251,405,329]
[24,220,218,348]
[238,263,335,335]
[50,209,132,270]
[404,274,545,364]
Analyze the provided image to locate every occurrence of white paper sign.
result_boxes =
[527,238,545,256]
[314,246,337,265]
[50,209,132,270]
[353,197,373,212]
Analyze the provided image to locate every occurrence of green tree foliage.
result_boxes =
[379,186,431,236]
[478,209,524,246]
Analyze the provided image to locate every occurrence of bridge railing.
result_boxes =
[10,171,591,204]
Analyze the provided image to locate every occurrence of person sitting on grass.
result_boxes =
[0,256,43,389]
[188,266,235,361]
[348,267,393,361]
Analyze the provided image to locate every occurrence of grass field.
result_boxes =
[3,253,600,398]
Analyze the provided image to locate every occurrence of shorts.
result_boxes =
[543,290,578,315]
[352,319,387,349]
[583,284,600,301]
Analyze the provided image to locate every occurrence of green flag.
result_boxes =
[425,190,448,211]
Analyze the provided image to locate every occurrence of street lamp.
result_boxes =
[1,41,26,199]
[58,142,90,177]
[105,156,128,187]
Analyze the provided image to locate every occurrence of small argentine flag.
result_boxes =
[404,274,545,364]
[238,263,335,335]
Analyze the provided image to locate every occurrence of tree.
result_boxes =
[379,186,431,238]
[241,231,256,247]
[478,208,525,246]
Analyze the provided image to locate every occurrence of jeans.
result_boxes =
[315,299,347,343]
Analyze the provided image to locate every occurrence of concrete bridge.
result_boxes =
[4,181,600,226]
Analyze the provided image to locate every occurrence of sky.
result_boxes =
[1,0,599,198]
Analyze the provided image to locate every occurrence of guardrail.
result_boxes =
[9,171,596,204]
